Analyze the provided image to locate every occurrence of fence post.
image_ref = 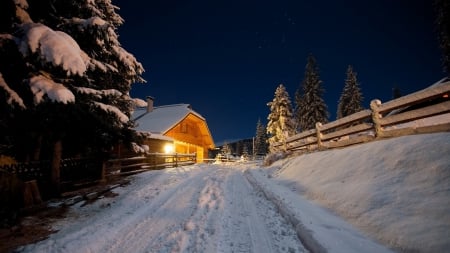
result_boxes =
[370,99,383,137]
[23,180,42,207]
[175,153,178,167]
[283,130,288,152]
[315,122,323,150]
[100,161,106,183]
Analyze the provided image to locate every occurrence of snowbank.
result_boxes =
[264,132,450,252]
[246,169,393,253]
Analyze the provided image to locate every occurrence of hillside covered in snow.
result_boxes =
[262,132,450,252]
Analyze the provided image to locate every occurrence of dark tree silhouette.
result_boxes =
[337,65,364,119]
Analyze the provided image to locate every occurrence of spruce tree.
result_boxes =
[0,0,144,193]
[254,118,268,155]
[221,143,232,159]
[241,144,249,160]
[266,84,295,152]
[293,87,302,131]
[295,54,328,131]
[0,0,144,158]
[434,0,450,76]
[235,141,242,156]
[392,86,402,99]
[337,65,364,119]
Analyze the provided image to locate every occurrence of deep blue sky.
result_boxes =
[114,0,444,145]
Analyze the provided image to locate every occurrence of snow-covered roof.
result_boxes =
[142,133,174,142]
[132,104,206,134]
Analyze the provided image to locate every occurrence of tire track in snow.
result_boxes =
[102,167,215,253]
[18,169,174,253]
[218,167,307,253]
[175,167,227,252]
[244,169,326,253]
[20,166,209,253]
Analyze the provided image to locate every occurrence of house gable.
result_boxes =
[165,113,214,149]
[132,103,215,161]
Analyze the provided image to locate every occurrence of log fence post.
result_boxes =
[315,122,323,150]
[370,99,383,137]
[100,161,106,183]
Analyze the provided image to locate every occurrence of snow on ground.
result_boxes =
[263,132,450,253]
[16,132,450,253]
[17,165,306,253]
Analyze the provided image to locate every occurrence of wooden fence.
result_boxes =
[1,157,103,196]
[1,152,196,198]
[1,160,50,182]
[274,80,450,153]
[105,152,197,177]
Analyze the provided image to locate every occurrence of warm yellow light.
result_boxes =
[164,143,174,154]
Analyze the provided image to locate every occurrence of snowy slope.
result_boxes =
[264,132,450,253]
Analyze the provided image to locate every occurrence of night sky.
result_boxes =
[114,0,444,145]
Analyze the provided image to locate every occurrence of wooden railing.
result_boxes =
[105,152,196,176]
[274,80,450,152]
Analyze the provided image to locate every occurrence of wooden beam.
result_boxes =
[380,101,450,126]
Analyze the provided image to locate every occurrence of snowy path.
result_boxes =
[19,164,307,253]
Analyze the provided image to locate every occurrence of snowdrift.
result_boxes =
[264,132,450,252]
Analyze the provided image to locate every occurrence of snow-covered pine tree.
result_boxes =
[293,87,303,132]
[434,0,450,76]
[235,141,242,156]
[0,0,144,193]
[295,54,329,131]
[254,118,268,155]
[41,0,144,153]
[241,144,249,160]
[336,65,364,119]
[392,86,402,99]
[266,84,295,152]
[221,143,232,159]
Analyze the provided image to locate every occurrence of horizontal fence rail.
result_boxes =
[105,152,196,176]
[1,152,196,196]
[275,81,450,153]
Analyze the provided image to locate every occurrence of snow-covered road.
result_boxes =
[19,164,306,253]
[18,162,392,253]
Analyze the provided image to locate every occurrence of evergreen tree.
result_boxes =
[294,87,302,131]
[337,65,364,119]
[295,54,329,131]
[241,144,249,160]
[0,0,144,193]
[221,142,232,159]
[434,0,450,76]
[392,86,402,99]
[235,141,242,156]
[266,84,295,152]
[254,118,268,155]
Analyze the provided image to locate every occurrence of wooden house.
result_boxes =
[131,97,215,162]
